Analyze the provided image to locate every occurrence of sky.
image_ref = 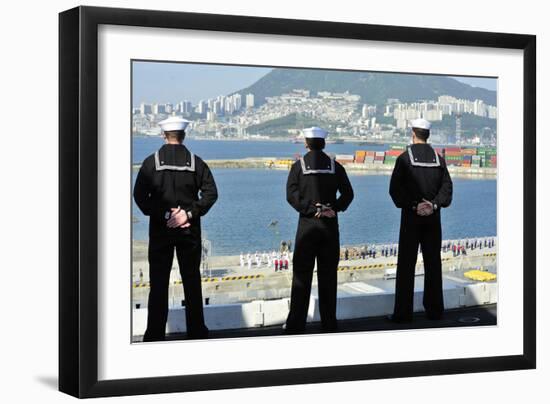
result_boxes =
[132,61,496,106]
[453,77,497,91]
[132,62,272,106]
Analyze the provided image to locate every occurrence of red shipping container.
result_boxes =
[461,149,477,155]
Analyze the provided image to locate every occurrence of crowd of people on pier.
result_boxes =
[239,241,293,272]
[237,237,497,271]
[240,250,292,272]
[340,244,398,261]
[339,237,496,261]
[444,237,496,257]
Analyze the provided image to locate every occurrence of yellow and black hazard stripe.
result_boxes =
[132,274,265,288]
[220,274,264,282]
[337,262,396,272]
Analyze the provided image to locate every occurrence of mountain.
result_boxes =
[234,68,496,106]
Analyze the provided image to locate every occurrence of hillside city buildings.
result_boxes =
[132,89,497,145]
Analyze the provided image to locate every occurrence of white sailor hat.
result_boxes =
[159,116,190,132]
[302,127,328,139]
[410,118,432,130]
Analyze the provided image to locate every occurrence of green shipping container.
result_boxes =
[390,144,406,150]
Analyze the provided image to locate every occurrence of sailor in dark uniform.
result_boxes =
[389,118,453,322]
[284,127,354,333]
[133,116,218,341]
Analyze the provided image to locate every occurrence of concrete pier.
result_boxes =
[132,237,497,307]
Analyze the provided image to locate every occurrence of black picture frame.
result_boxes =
[59,5,536,398]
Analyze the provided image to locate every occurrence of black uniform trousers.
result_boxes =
[286,217,340,332]
[143,233,208,341]
[393,209,444,321]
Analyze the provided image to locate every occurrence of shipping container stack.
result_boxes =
[364,150,375,164]
[337,146,496,168]
[443,146,462,167]
[477,147,497,168]
[335,154,354,165]
[384,149,402,165]
[462,154,472,168]
[471,155,482,167]
[355,150,366,164]
[432,146,497,168]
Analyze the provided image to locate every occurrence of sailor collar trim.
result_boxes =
[154,150,196,172]
[300,156,336,174]
[407,145,441,167]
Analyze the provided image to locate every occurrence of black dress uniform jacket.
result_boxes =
[285,150,354,332]
[389,143,453,321]
[389,143,452,211]
[133,143,218,341]
[134,143,218,238]
[287,151,354,217]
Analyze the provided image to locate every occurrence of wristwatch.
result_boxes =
[186,210,193,220]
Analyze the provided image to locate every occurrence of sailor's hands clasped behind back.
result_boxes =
[314,203,336,219]
[416,199,434,216]
[166,206,191,228]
